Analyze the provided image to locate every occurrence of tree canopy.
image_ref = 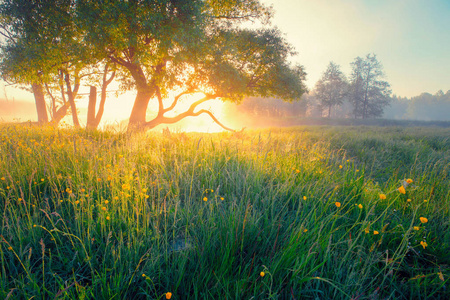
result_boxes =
[1,0,307,130]
[348,54,391,119]
[314,62,348,118]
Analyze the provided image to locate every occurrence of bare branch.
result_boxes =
[194,109,236,132]
[162,89,195,114]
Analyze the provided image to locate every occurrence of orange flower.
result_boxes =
[166,292,172,299]
[419,217,428,224]
[398,186,406,194]
[260,271,265,277]
[379,194,386,200]
[203,197,208,202]
[335,202,341,208]
[406,178,413,184]
[420,241,428,249]
[373,230,379,235]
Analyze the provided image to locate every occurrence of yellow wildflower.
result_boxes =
[101,207,107,211]
[364,228,370,234]
[420,241,428,249]
[373,231,379,235]
[203,197,208,202]
[260,272,265,277]
[398,186,406,194]
[106,216,110,220]
[419,217,428,224]
[339,165,343,169]
[303,196,307,200]
[165,292,172,299]
[358,204,363,209]
[406,178,413,184]
[335,202,341,208]
[379,194,386,200]
[413,226,420,231]
[407,199,411,202]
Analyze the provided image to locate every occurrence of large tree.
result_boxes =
[1,1,307,130]
[349,54,391,119]
[76,0,307,131]
[314,62,348,118]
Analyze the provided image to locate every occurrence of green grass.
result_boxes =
[0,124,449,299]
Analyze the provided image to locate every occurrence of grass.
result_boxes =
[0,124,449,299]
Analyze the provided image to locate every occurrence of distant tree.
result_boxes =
[314,62,348,118]
[349,54,391,119]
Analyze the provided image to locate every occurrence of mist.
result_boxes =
[0,98,36,122]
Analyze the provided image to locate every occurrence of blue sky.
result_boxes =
[263,0,450,97]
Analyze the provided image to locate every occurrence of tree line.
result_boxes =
[0,0,307,131]
[385,90,450,121]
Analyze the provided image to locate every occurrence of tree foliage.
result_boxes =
[314,62,348,118]
[349,54,391,119]
[0,0,115,127]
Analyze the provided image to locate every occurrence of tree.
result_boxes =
[0,0,115,128]
[76,0,307,131]
[349,54,391,119]
[314,62,348,118]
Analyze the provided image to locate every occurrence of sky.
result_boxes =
[261,0,450,97]
[1,0,449,125]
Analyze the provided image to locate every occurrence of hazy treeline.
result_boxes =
[385,90,450,121]
[235,90,450,122]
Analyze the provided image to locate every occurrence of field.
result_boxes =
[0,124,449,299]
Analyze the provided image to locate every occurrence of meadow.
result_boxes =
[0,124,449,299]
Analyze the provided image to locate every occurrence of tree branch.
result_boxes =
[162,89,195,114]
[194,109,236,132]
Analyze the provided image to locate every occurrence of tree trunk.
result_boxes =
[128,88,153,130]
[86,86,97,129]
[52,104,69,124]
[32,83,49,124]
[328,105,332,118]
